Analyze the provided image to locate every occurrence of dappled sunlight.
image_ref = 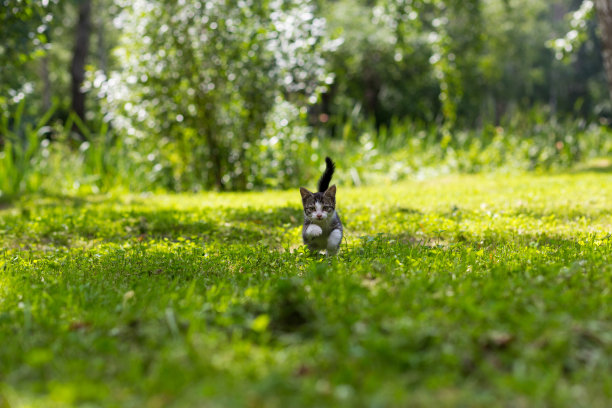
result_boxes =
[1,172,612,406]
[2,174,611,255]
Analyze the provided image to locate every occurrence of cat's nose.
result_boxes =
[316,214,323,219]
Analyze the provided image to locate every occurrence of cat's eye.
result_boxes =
[323,206,333,211]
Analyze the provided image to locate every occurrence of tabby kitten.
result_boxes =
[300,157,343,255]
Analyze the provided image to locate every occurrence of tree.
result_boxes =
[595,0,612,100]
[70,0,92,135]
[550,1,609,115]
[0,0,56,107]
[321,0,439,128]
[0,0,58,148]
[103,0,331,190]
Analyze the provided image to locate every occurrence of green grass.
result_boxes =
[1,172,612,407]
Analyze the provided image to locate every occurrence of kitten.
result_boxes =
[300,157,343,255]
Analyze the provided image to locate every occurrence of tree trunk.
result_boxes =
[41,54,52,112]
[70,0,92,136]
[206,129,225,191]
[96,1,107,74]
[198,96,225,190]
[595,0,612,100]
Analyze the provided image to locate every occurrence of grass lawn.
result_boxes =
[1,172,612,407]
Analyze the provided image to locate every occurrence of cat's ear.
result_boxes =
[300,187,312,200]
[324,185,336,198]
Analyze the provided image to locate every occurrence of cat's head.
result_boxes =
[300,185,336,223]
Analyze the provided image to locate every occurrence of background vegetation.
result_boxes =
[1,0,611,201]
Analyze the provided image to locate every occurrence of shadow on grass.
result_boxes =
[336,229,612,262]
[5,194,610,252]
[570,158,612,174]
[393,203,612,223]
[1,226,610,408]
[1,204,303,249]
[508,207,612,219]
[127,206,301,242]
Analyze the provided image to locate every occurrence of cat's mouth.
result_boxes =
[309,215,328,224]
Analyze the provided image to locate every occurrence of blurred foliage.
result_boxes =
[0,0,610,196]
[2,99,610,201]
[549,0,595,62]
[98,0,333,191]
[319,0,608,129]
[0,0,57,107]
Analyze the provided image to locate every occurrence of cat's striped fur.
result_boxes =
[300,157,343,255]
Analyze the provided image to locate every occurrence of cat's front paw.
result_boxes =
[305,224,323,238]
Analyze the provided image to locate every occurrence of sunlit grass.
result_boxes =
[1,172,611,407]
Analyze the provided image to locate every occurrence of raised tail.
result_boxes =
[317,157,335,192]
